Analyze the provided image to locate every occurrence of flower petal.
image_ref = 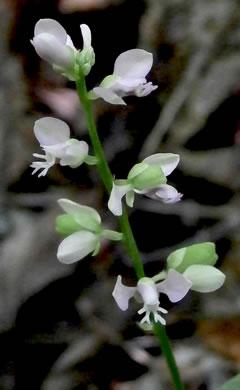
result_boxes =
[80,24,91,49]
[157,269,192,302]
[135,82,158,97]
[183,265,225,293]
[92,87,126,105]
[108,183,132,216]
[42,143,67,159]
[112,276,136,311]
[137,278,159,306]
[34,19,67,44]
[58,199,101,227]
[66,34,76,50]
[126,190,135,207]
[143,153,180,176]
[32,33,72,67]
[60,140,89,168]
[31,152,56,177]
[57,231,98,264]
[114,78,147,91]
[113,49,153,81]
[34,117,70,146]
[146,184,182,204]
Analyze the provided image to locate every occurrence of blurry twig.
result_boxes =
[144,213,240,262]
[139,1,238,158]
[136,198,236,221]
[139,46,215,159]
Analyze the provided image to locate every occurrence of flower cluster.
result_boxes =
[31,18,226,327]
[31,19,94,80]
[31,19,157,99]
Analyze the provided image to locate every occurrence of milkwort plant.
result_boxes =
[30,19,227,390]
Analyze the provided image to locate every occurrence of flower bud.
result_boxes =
[77,47,95,76]
[82,63,91,76]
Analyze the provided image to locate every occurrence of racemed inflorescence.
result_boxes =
[31,18,225,327]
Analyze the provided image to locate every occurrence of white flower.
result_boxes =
[31,19,76,68]
[108,153,181,216]
[31,19,94,79]
[113,255,225,324]
[112,270,192,325]
[31,117,95,177]
[56,199,122,264]
[89,49,157,105]
[163,242,226,293]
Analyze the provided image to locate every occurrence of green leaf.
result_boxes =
[217,374,240,390]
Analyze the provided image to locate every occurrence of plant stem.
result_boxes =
[76,77,112,192]
[119,208,145,279]
[76,76,185,390]
[76,77,144,279]
[154,323,185,390]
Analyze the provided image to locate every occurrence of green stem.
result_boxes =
[76,77,144,279]
[76,76,185,390]
[154,323,185,390]
[76,77,112,192]
[119,208,145,279]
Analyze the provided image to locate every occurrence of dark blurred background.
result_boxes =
[0,0,240,389]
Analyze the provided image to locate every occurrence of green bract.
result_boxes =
[167,242,218,273]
